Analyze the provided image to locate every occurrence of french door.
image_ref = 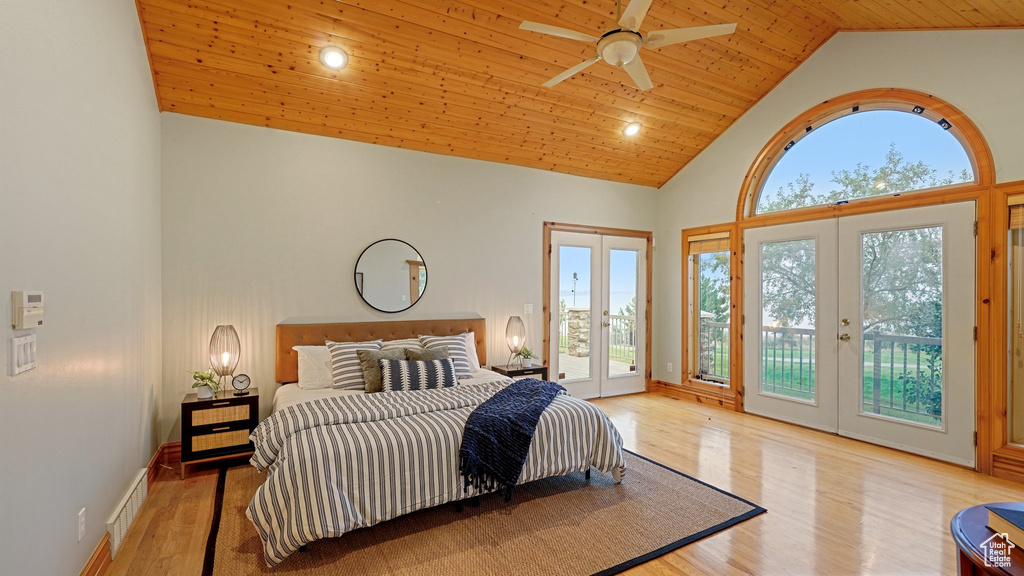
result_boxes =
[743,203,976,466]
[549,231,647,399]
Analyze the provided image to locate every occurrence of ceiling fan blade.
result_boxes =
[542,55,602,88]
[618,0,654,31]
[520,21,598,43]
[646,23,737,49]
[622,55,653,91]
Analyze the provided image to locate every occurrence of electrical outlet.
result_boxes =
[524,304,533,315]
[78,508,86,542]
[667,362,673,373]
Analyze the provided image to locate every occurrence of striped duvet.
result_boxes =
[246,380,626,566]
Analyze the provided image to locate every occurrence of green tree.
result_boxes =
[697,252,730,323]
[759,143,952,336]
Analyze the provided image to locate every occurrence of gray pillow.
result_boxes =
[406,346,449,362]
[356,348,407,393]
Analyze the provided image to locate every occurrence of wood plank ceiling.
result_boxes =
[135,1,1024,188]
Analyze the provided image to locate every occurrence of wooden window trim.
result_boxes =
[541,222,654,391]
[736,88,995,221]
[680,222,742,411]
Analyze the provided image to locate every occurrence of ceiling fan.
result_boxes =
[519,0,737,91]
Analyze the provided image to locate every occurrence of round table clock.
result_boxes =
[231,374,251,396]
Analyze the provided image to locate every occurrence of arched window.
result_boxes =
[739,90,992,218]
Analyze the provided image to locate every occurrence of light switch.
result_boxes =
[524,304,533,315]
[11,334,37,375]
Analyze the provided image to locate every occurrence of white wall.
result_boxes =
[653,30,1024,384]
[0,1,162,574]
[160,113,657,439]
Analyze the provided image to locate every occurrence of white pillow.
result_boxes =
[292,346,333,390]
[464,331,482,371]
[380,337,424,352]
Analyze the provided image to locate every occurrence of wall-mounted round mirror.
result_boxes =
[354,239,427,313]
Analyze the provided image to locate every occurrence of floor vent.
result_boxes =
[106,469,148,558]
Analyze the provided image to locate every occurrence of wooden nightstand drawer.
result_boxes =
[181,389,260,479]
[191,429,250,453]
[192,403,250,426]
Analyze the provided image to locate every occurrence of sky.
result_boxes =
[558,246,638,315]
[758,110,973,210]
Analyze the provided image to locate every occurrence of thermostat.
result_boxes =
[12,291,44,330]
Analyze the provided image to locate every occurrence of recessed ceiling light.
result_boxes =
[623,122,642,137]
[874,181,887,190]
[319,46,348,70]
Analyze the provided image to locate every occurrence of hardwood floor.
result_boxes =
[108,392,1024,575]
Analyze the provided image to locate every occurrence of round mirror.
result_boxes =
[354,239,427,313]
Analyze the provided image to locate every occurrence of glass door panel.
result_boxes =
[743,220,838,433]
[837,202,975,467]
[759,238,817,403]
[608,249,639,377]
[859,227,943,428]
[601,236,647,396]
[558,245,593,382]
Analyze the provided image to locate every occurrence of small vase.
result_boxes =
[195,385,213,399]
[523,358,533,368]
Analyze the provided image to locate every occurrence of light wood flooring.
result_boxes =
[107,392,1024,575]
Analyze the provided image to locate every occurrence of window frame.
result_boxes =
[678,223,741,409]
[688,234,731,385]
[737,89,994,221]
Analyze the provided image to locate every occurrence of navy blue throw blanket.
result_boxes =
[459,378,565,502]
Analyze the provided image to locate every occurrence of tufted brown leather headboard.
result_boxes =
[276,318,487,384]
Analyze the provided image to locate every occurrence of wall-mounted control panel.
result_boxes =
[12,291,44,330]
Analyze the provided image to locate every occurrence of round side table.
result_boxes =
[951,503,1024,575]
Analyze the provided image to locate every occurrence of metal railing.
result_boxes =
[758,326,942,424]
[862,332,942,424]
[608,314,636,365]
[558,314,569,353]
[760,326,816,399]
[698,321,730,381]
[557,312,636,367]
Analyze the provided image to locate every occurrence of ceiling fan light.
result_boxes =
[623,122,642,136]
[597,32,642,67]
[319,46,348,69]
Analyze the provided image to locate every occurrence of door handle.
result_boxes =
[839,333,851,341]
[602,321,610,327]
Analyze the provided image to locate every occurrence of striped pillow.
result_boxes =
[379,359,459,392]
[380,338,424,353]
[418,334,473,377]
[325,339,383,390]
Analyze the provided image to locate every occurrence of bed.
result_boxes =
[246,319,626,566]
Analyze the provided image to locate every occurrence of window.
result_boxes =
[1010,202,1024,444]
[751,101,981,216]
[688,233,730,384]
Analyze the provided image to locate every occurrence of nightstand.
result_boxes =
[490,364,549,381]
[180,389,259,479]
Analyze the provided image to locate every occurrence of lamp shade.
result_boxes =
[209,325,240,377]
[505,316,526,354]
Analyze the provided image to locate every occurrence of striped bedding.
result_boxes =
[246,380,626,566]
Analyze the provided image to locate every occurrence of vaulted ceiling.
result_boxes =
[136,1,1024,187]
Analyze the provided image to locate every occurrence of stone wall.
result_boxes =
[567,308,591,357]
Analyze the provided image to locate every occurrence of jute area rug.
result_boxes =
[204,451,765,575]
